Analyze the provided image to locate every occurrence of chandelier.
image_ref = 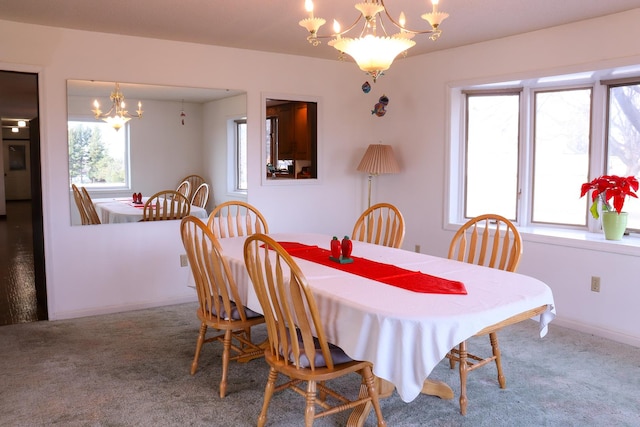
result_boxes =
[299,0,449,82]
[91,82,143,131]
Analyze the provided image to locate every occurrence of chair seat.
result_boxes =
[284,328,353,368]
[204,296,262,320]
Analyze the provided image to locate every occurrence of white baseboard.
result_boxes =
[50,294,198,321]
[552,316,640,348]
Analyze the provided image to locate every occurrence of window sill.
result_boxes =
[517,226,640,257]
[445,222,640,257]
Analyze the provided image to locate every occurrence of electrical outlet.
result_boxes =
[415,244,421,253]
[180,254,188,267]
[591,276,600,292]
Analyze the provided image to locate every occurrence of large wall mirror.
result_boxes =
[67,79,246,225]
[263,94,319,184]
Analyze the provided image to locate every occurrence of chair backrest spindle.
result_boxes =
[352,202,405,248]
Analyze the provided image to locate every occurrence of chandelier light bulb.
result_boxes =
[305,0,314,17]
[399,12,406,28]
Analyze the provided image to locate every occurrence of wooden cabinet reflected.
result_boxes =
[266,99,317,179]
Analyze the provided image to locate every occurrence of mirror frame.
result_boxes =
[261,92,322,186]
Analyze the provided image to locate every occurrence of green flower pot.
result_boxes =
[601,211,628,241]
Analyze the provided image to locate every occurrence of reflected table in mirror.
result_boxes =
[93,197,207,224]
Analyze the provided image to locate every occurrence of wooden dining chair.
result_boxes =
[446,213,523,415]
[180,217,265,398]
[352,202,405,249]
[142,190,191,221]
[243,234,386,427]
[176,180,191,199]
[80,186,101,225]
[207,200,269,238]
[178,174,206,199]
[191,183,210,209]
[71,184,90,225]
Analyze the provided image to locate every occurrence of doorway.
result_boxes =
[0,70,46,325]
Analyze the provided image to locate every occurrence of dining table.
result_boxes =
[92,197,208,224]
[214,232,556,425]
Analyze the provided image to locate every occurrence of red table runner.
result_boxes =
[276,242,467,295]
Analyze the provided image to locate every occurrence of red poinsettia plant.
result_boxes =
[580,175,639,219]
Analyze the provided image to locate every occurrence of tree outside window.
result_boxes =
[68,121,127,188]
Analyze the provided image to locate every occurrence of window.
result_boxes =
[532,88,592,225]
[452,69,640,234]
[606,81,640,230]
[235,119,247,191]
[465,92,520,219]
[68,120,128,189]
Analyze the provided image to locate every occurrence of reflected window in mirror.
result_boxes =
[265,98,318,181]
[68,120,129,190]
[235,118,248,191]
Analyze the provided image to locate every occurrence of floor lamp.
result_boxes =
[356,144,400,209]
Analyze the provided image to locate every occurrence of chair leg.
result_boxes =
[219,329,232,398]
[304,380,317,427]
[257,368,278,427]
[448,350,456,369]
[363,365,387,427]
[458,341,468,415]
[490,332,506,388]
[191,322,207,375]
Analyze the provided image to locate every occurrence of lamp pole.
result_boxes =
[367,174,373,209]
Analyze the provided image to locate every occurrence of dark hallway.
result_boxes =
[1,70,45,326]
[0,201,43,325]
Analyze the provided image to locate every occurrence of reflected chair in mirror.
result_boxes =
[243,234,386,427]
[191,183,210,209]
[80,186,101,225]
[142,190,191,221]
[181,217,265,398]
[72,184,89,225]
[176,180,191,200]
[179,174,206,199]
[207,201,269,238]
[352,202,405,249]
[446,213,523,415]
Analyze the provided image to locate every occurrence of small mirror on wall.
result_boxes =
[263,94,319,183]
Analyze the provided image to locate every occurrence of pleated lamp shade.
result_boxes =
[356,144,400,176]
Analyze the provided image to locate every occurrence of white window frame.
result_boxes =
[226,115,248,196]
[446,68,640,256]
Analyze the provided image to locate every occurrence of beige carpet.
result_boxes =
[1,302,639,426]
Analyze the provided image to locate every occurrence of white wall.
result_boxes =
[204,93,248,209]
[0,20,371,321]
[365,9,640,346]
[1,9,640,346]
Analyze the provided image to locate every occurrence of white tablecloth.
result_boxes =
[215,232,556,402]
[93,198,207,223]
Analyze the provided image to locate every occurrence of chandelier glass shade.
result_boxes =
[91,82,143,131]
[299,0,449,81]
